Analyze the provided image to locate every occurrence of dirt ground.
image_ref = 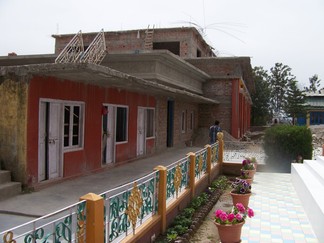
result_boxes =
[189,190,232,243]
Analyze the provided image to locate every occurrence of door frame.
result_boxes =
[38,99,64,182]
[137,107,146,156]
[102,104,116,165]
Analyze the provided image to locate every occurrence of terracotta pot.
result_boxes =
[241,169,256,179]
[236,177,253,185]
[214,221,244,243]
[230,191,251,208]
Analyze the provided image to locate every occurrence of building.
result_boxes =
[0,27,254,188]
[297,88,324,126]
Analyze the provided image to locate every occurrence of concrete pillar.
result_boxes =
[79,193,104,243]
[154,165,167,234]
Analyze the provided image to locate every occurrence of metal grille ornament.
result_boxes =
[173,164,182,198]
[125,182,143,235]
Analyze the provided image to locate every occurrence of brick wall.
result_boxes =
[155,97,199,152]
[198,79,233,133]
[54,27,215,58]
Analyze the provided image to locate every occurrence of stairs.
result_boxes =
[0,170,22,201]
[291,156,324,240]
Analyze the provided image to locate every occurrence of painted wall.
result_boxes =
[0,77,28,183]
[26,76,156,185]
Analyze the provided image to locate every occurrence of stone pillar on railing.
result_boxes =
[187,152,196,199]
[217,132,224,165]
[205,145,212,184]
[79,193,104,243]
[154,165,167,234]
[322,144,324,156]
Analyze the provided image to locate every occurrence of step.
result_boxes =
[315,155,324,163]
[0,170,11,184]
[0,182,22,201]
[291,163,324,240]
[303,159,324,184]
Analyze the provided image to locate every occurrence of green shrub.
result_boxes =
[263,125,313,162]
[210,175,229,191]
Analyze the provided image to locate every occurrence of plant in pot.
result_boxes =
[236,170,253,185]
[214,203,254,243]
[230,178,252,208]
[241,158,256,179]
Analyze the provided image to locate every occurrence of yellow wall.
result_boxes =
[0,78,28,183]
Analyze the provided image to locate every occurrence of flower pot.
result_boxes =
[230,191,251,208]
[241,169,256,179]
[236,177,253,185]
[214,221,244,243]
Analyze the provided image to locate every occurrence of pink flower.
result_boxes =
[219,212,227,222]
[236,203,245,213]
[248,208,254,218]
[227,213,235,222]
[235,213,243,221]
[215,209,223,218]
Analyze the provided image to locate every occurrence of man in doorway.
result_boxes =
[209,120,221,144]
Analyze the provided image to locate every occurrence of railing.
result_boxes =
[1,135,224,243]
[100,171,158,243]
[223,140,266,164]
[0,200,86,243]
[194,148,207,180]
[166,156,190,203]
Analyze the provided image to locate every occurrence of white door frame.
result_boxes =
[38,99,63,182]
[102,104,115,164]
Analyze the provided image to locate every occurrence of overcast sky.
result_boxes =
[1,0,323,88]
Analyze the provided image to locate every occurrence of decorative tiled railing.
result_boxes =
[194,148,207,180]
[0,137,224,243]
[166,156,190,203]
[0,200,86,243]
[100,171,159,243]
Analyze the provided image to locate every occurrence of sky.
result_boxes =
[1,0,323,89]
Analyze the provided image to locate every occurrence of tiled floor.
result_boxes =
[242,172,318,243]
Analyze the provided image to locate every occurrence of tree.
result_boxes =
[268,63,296,117]
[251,66,271,125]
[284,80,306,125]
[304,74,321,92]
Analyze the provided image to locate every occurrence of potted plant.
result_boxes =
[241,158,256,179]
[236,170,253,184]
[230,178,252,208]
[250,157,258,169]
[214,203,254,243]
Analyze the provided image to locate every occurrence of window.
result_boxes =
[146,109,155,138]
[64,104,84,148]
[181,110,186,133]
[190,111,194,130]
[153,42,180,56]
[116,107,128,142]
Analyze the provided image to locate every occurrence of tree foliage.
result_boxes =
[284,80,306,124]
[251,63,307,124]
[268,63,295,116]
[304,74,321,92]
[251,66,271,125]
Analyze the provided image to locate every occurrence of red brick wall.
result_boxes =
[54,28,214,58]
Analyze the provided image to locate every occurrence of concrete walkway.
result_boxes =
[0,146,202,232]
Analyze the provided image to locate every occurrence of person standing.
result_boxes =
[209,120,221,144]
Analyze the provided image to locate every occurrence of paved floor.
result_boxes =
[242,172,318,243]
